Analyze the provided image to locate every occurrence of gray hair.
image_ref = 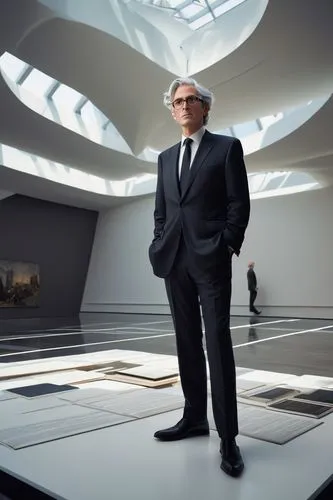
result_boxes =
[163,77,214,125]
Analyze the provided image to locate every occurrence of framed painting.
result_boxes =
[0,260,40,308]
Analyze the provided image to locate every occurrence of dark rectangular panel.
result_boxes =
[269,399,333,418]
[294,389,333,405]
[243,386,299,402]
[8,383,78,398]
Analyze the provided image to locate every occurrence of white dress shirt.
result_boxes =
[178,126,206,178]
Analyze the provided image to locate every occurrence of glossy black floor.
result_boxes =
[1,312,333,378]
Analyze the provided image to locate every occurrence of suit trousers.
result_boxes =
[164,236,238,440]
[249,290,257,311]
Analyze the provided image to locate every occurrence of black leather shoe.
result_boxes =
[154,418,209,441]
[220,439,244,477]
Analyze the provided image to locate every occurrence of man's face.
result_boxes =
[171,85,208,132]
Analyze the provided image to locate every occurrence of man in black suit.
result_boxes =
[247,261,261,315]
[149,77,250,477]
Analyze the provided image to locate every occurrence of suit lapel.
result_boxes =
[168,142,181,198]
[181,130,214,201]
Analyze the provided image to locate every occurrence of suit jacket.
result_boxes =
[149,130,250,278]
[247,268,257,291]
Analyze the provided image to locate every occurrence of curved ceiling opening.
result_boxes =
[0,141,320,201]
[1,51,319,162]
[0,52,132,156]
[248,171,320,199]
[0,52,326,199]
[128,0,247,30]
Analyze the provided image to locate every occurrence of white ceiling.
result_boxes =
[0,0,332,209]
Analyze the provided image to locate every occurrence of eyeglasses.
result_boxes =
[171,95,203,109]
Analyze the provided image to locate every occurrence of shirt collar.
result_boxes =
[181,126,205,147]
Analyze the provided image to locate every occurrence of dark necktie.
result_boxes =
[180,138,192,195]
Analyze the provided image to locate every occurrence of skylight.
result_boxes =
[131,0,247,30]
[248,171,319,199]
[0,52,129,154]
[0,52,27,81]
[0,52,322,200]
[20,68,54,95]
[52,84,83,109]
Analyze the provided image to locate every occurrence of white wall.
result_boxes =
[235,186,333,318]
[82,186,333,319]
[81,195,167,314]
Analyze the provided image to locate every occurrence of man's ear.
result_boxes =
[203,103,210,118]
[171,108,176,120]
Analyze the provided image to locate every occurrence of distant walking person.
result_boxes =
[247,262,261,314]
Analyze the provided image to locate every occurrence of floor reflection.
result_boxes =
[248,316,260,342]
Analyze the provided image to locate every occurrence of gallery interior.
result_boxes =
[0,0,333,499]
